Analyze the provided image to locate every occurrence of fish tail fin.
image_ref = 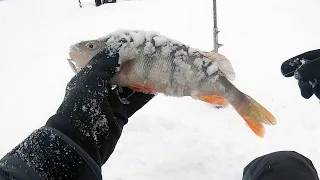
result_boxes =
[234,94,277,138]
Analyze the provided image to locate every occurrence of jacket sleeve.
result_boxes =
[0,123,104,180]
[0,51,152,180]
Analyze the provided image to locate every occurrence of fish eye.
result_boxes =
[86,42,98,50]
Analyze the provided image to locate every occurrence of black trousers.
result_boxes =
[242,151,319,180]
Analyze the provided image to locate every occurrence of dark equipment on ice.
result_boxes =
[95,0,117,7]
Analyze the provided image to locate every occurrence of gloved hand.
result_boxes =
[281,49,320,99]
[3,49,154,180]
[47,49,154,165]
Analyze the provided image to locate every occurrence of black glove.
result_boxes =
[281,49,320,99]
[3,49,154,180]
[48,49,155,165]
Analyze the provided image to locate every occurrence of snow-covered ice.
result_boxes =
[1,0,320,179]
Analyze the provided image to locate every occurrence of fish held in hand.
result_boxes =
[68,30,276,137]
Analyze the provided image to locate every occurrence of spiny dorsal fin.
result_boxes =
[200,51,236,81]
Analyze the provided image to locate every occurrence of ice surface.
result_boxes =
[1,0,320,179]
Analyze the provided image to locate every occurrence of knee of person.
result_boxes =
[243,151,319,180]
[271,151,314,165]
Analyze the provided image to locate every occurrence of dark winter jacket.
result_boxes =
[0,124,103,180]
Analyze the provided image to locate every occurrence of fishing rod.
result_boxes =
[212,0,224,109]
[212,0,222,53]
[78,0,82,8]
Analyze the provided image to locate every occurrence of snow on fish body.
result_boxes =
[68,30,276,137]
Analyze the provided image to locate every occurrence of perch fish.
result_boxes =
[68,30,276,137]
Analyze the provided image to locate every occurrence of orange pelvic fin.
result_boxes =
[199,95,229,107]
[235,94,277,138]
[127,84,157,94]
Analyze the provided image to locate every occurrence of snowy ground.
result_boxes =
[1,0,320,179]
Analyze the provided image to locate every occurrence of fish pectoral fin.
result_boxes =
[127,84,157,94]
[199,95,229,107]
[235,94,277,138]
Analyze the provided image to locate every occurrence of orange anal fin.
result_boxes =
[199,95,228,107]
[128,84,157,94]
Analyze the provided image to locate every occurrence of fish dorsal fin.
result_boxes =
[200,52,236,81]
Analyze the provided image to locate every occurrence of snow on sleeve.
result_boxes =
[309,80,317,88]
[0,160,6,167]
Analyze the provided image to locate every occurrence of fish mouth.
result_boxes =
[68,45,81,74]
[68,45,87,74]
[67,58,82,74]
